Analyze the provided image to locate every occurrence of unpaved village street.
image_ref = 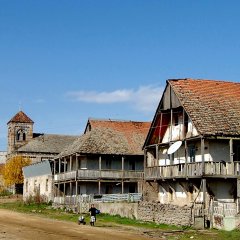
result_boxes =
[0,209,153,240]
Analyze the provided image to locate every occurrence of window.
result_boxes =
[26,180,28,192]
[16,129,27,141]
[34,180,37,191]
[16,130,21,141]
[23,132,26,141]
[188,145,196,163]
[46,179,49,192]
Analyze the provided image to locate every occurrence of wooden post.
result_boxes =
[202,178,206,228]
[159,112,162,143]
[99,156,102,179]
[76,154,79,170]
[155,145,158,166]
[230,139,233,162]
[70,155,72,171]
[99,156,102,170]
[98,181,101,194]
[58,158,61,173]
[237,179,240,213]
[121,181,124,194]
[76,181,78,196]
[53,159,56,174]
[201,138,205,175]
[185,140,188,177]
[70,182,72,196]
[170,109,173,142]
[64,158,66,173]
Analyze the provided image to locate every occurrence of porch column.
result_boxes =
[121,181,124,194]
[58,183,60,197]
[237,179,240,213]
[63,182,66,196]
[70,155,72,171]
[170,109,173,141]
[98,181,101,194]
[70,182,72,196]
[185,140,188,177]
[76,154,79,170]
[155,145,159,166]
[53,159,56,174]
[230,139,234,162]
[122,156,125,186]
[58,158,61,173]
[202,178,207,228]
[76,181,78,196]
[99,156,102,178]
[64,157,66,173]
[201,138,205,175]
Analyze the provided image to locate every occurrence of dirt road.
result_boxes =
[0,209,152,240]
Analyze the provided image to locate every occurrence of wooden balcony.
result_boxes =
[145,161,240,180]
[54,169,143,182]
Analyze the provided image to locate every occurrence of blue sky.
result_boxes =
[0,0,240,150]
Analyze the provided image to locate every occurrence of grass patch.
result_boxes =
[1,200,240,239]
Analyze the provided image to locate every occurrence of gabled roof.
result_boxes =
[8,111,34,124]
[60,119,151,157]
[168,79,240,136]
[17,134,78,154]
[144,78,240,147]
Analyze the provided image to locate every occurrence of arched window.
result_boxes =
[22,132,26,141]
[16,129,27,141]
[16,130,21,141]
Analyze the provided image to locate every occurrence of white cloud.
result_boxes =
[67,85,163,113]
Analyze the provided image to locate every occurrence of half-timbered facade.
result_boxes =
[143,78,240,230]
[53,119,150,200]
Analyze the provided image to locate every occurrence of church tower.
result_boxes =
[7,111,34,155]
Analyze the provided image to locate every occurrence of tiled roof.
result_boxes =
[60,119,151,156]
[8,111,34,124]
[169,78,240,136]
[17,134,78,154]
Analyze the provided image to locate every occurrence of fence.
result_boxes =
[54,193,142,206]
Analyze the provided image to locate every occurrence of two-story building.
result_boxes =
[143,78,240,230]
[53,118,150,203]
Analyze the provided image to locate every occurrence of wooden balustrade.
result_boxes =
[54,169,143,182]
[145,161,240,180]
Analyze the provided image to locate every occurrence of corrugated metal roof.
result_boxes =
[23,160,52,178]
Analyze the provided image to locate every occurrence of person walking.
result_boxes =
[89,204,97,226]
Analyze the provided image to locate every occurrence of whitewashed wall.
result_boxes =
[23,174,53,202]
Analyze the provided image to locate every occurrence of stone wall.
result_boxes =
[137,201,193,226]
[142,181,158,201]
[98,201,193,227]
[98,202,138,219]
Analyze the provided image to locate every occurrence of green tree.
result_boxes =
[2,155,31,186]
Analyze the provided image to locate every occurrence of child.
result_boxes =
[78,215,86,225]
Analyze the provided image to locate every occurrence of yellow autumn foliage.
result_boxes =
[2,155,31,186]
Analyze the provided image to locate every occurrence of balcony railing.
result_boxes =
[54,169,143,182]
[145,161,240,180]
